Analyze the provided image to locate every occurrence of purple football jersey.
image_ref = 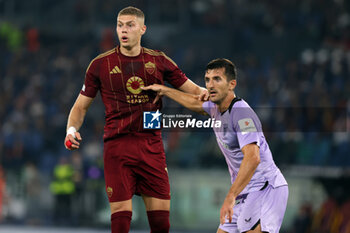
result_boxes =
[202,98,287,194]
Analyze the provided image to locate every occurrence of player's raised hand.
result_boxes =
[64,127,82,150]
[198,87,209,101]
[220,195,235,225]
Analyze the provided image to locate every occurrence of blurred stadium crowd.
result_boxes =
[0,0,350,232]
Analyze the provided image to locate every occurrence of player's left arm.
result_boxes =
[159,53,208,101]
[220,143,260,224]
[142,84,207,115]
[178,79,209,101]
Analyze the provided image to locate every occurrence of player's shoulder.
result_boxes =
[230,99,259,121]
[143,47,177,66]
[86,48,116,72]
[230,98,253,116]
[143,47,165,56]
[92,48,116,62]
[232,98,250,109]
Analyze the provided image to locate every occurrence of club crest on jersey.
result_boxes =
[126,76,144,94]
[145,61,156,74]
[106,186,113,198]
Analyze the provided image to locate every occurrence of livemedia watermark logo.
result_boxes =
[143,110,221,129]
[143,110,162,129]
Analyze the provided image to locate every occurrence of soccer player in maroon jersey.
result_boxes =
[64,6,208,233]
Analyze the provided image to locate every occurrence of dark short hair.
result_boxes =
[206,58,237,81]
[118,6,144,20]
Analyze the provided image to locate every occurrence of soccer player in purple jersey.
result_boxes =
[143,58,289,233]
[64,6,208,233]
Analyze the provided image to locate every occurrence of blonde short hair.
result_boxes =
[118,6,144,20]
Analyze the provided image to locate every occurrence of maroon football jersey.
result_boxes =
[80,46,188,140]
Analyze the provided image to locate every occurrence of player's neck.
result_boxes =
[218,92,236,113]
[120,44,142,57]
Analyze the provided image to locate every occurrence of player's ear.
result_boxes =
[229,79,236,91]
[141,25,147,35]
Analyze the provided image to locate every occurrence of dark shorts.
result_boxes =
[103,134,170,202]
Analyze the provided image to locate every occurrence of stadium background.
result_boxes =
[0,0,349,232]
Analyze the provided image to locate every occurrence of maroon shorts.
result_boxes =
[103,134,170,202]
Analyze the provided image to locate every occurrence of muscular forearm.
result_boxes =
[66,94,93,132]
[190,85,203,95]
[162,86,205,114]
[226,144,260,199]
[67,106,87,131]
[65,94,93,149]
[178,79,203,95]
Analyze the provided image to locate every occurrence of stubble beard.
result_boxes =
[210,97,221,105]
[211,92,227,105]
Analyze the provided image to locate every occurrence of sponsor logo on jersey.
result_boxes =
[126,76,144,94]
[126,94,149,104]
[110,65,122,74]
[238,118,257,135]
[143,110,162,129]
[145,61,156,74]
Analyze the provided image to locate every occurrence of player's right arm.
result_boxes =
[64,94,94,150]
[142,84,207,115]
[65,53,101,150]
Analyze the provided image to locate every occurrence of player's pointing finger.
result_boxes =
[141,85,157,91]
[141,86,150,90]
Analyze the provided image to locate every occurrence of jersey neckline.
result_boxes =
[220,96,242,115]
[116,46,143,59]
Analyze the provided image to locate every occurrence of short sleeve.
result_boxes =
[202,101,215,116]
[161,53,188,88]
[80,58,101,98]
[232,107,262,149]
